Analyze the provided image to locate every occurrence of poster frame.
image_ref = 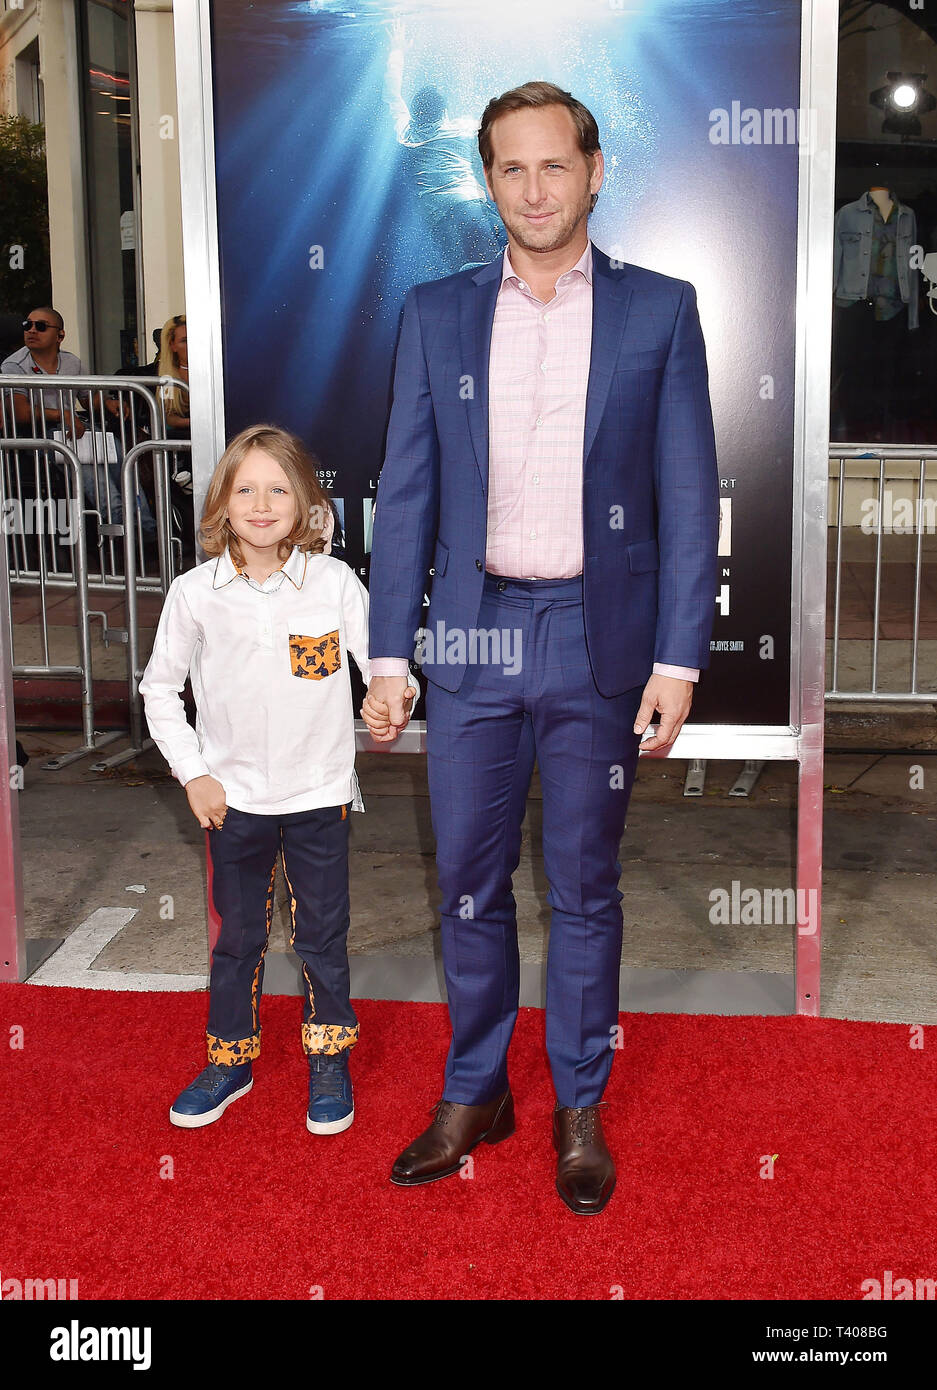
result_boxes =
[172,0,837,1014]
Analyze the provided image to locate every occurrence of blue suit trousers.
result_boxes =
[425,573,643,1108]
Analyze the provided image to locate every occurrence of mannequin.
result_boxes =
[867,184,893,221]
[831,183,919,441]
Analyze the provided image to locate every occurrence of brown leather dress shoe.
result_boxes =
[390,1090,515,1186]
[553,1103,616,1215]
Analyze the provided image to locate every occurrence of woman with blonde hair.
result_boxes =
[157,313,189,435]
[154,313,195,557]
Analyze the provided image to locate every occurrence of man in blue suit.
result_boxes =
[362,81,719,1214]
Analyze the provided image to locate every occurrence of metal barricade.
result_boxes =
[0,437,123,765]
[88,438,193,771]
[0,374,193,587]
[0,372,194,768]
[827,447,937,704]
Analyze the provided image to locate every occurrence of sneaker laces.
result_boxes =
[309,1059,347,1100]
[193,1063,243,1094]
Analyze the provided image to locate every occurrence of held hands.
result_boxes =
[185,774,228,830]
[633,674,693,752]
[361,676,418,744]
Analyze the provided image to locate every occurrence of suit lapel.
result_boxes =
[460,258,501,495]
[583,249,634,465]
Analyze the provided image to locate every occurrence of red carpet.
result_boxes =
[1,984,934,1300]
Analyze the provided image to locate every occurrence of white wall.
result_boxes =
[134,0,185,356]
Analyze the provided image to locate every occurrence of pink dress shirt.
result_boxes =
[485,240,593,579]
[371,240,697,683]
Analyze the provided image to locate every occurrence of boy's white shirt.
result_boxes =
[139,545,403,815]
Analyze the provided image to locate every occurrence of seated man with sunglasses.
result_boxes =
[2,307,125,527]
[2,309,87,438]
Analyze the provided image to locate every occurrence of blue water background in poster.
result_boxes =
[210,0,803,724]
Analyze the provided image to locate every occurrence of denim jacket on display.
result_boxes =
[833,191,919,330]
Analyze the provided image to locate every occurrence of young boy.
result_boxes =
[139,423,415,1132]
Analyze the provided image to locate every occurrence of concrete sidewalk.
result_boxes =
[13,733,937,1025]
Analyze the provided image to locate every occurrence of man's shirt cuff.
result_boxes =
[653,662,699,683]
[369,657,412,679]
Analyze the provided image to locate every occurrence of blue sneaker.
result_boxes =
[307,1052,354,1134]
[169,1061,253,1128]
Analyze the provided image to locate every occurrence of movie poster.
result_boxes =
[210,0,803,725]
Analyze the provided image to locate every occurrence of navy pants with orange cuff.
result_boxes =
[204,802,358,1065]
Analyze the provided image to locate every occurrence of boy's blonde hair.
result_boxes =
[199,423,332,567]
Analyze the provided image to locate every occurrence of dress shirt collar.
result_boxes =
[500,239,594,294]
[212,544,308,591]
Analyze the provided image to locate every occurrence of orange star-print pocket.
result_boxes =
[289,630,341,680]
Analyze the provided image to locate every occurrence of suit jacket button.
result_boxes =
[475,559,482,570]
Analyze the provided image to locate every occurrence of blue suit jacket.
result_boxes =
[369,243,720,697]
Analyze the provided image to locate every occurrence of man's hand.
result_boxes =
[361,676,418,744]
[633,674,693,752]
[185,774,228,829]
[62,411,85,439]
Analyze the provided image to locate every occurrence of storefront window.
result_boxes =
[77,0,140,370]
[832,2,937,444]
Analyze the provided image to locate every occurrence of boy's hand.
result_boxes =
[362,677,417,743]
[185,774,228,829]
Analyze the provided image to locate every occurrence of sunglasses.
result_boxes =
[23,319,59,333]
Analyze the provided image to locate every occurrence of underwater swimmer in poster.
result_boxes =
[384,18,503,270]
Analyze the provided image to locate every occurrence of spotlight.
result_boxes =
[869,72,936,136]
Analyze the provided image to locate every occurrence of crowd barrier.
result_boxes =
[1,374,189,590]
[827,446,937,704]
[0,373,191,769]
[0,436,99,758]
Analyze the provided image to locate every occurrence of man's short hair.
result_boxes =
[477,81,601,172]
[31,306,64,331]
